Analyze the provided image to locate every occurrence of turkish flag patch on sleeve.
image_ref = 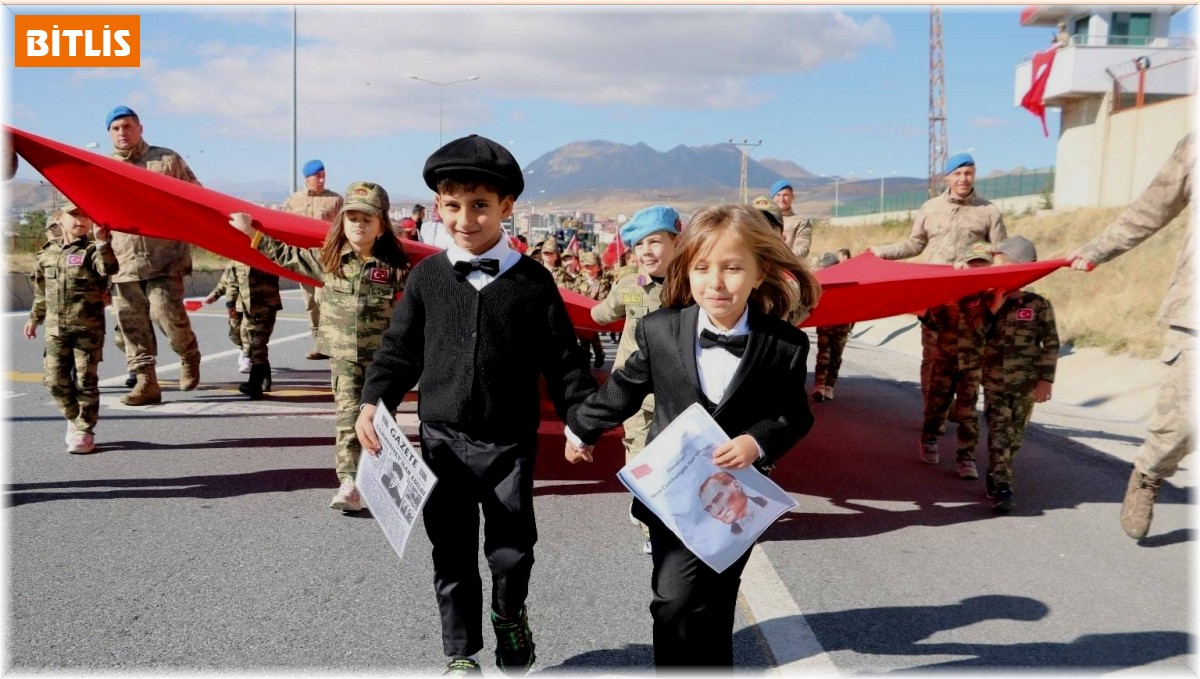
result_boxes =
[66,254,85,266]
[1016,308,1034,321]
[368,267,390,284]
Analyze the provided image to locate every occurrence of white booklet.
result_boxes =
[618,403,797,573]
[355,400,438,560]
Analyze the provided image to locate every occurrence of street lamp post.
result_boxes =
[405,74,480,146]
[822,172,854,218]
[291,6,297,193]
[879,170,898,214]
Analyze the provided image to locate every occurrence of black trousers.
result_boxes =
[420,423,538,658]
[636,500,754,668]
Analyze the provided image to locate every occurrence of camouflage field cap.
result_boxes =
[580,251,601,266]
[542,240,561,254]
[58,195,78,213]
[965,241,993,264]
[990,235,1038,263]
[750,195,784,229]
[343,181,389,216]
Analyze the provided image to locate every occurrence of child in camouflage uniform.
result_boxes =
[205,262,282,399]
[980,236,1058,514]
[811,253,853,402]
[918,243,993,478]
[230,181,409,512]
[23,199,119,454]
[573,250,611,367]
[206,262,250,371]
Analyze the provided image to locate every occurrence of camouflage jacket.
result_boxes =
[782,213,813,260]
[109,140,199,282]
[209,261,282,316]
[283,189,344,222]
[591,269,664,371]
[980,289,1059,395]
[1076,133,1193,330]
[572,273,612,301]
[551,266,578,289]
[873,190,1007,264]
[29,237,119,336]
[919,292,989,370]
[253,232,405,362]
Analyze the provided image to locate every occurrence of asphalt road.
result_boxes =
[3,290,1193,675]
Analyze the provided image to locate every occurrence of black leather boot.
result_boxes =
[238,363,268,400]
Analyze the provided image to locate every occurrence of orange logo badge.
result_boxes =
[15,15,140,67]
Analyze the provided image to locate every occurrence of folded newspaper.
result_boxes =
[355,401,437,560]
[618,403,797,573]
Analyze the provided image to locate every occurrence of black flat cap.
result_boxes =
[422,134,524,198]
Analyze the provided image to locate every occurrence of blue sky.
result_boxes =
[4,3,1195,203]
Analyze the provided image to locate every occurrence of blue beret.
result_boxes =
[302,159,325,177]
[770,179,792,198]
[944,152,975,175]
[105,105,137,130]
[620,205,679,246]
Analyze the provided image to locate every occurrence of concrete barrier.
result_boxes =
[2,270,301,312]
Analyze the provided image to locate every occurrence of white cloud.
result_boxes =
[969,116,1014,128]
[139,6,894,141]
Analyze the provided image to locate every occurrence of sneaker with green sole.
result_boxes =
[492,607,536,675]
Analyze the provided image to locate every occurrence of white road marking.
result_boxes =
[98,331,311,387]
[740,544,839,674]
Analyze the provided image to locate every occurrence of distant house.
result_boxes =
[1014,4,1195,208]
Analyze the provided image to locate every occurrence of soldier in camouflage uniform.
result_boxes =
[918,243,993,478]
[811,253,853,402]
[283,159,344,360]
[105,105,202,406]
[769,180,813,259]
[980,236,1058,514]
[589,205,680,554]
[206,262,282,399]
[1068,132,1193,538]
[558,250,581,289]
[868,153,1007,401]
[23,199,119,454]
[573,251,611,368]
[231,181,409,512]
[541,239,567,282]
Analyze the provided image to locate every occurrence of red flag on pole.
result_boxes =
[566,231,581,254]
[1021,46,1057,137]
[602,233,625,268]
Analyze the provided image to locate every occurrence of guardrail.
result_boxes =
[836,170,1055,218]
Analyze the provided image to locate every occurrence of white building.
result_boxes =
[1014,4,1194,208]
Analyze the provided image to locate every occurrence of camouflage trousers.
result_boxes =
[920,325,936,397]
[331,356,370,482]
[112,276,200,374]
[622,399,654,539]
[300,283,320,336]
[44,330,104,435]
[226,310,247,351]
[241,310,278,365]
[983,389,1035,486]
[1135,326,1193,481]
[922,359,981,461]
[814,324,852,388]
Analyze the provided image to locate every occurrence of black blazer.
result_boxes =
[568,305,814,468]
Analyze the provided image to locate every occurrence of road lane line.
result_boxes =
[740,544,839,674]
[98,331,311,387]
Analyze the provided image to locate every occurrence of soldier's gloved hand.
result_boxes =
[229,212,255,237]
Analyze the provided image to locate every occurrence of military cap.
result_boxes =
[580,251,601,266]
[770,179,792,198]
[59,198,78,213]
[945,152,975,175]
[105,105,137,130]
[817,252,839,270]
[542,240,561,254]
[965,242,993,264]
[620,205,679,246]
[342,181,389,216]
[751,195,784,229]
[302,159,325,177]
[990,235,1038,263]
[561,250,577,260]
[422,134,524,198]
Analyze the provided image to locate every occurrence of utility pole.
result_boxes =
[928,6,948,199]
[729,139,761,204]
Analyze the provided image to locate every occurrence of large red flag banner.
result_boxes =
[1021,46,1057,137]
[8,125,1063,333]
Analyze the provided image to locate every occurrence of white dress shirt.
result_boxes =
[444,233,521,291]
[695,308,750,405]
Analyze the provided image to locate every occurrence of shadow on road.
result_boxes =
[4,467,332,506]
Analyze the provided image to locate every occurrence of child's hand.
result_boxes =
[354,404,382,456]
[1066,250,1096,272]
[1034,380,1053,403]
[204,294,218,305]
[712,434,759,470]
[22,321,37,339]
[565,440,593,464]
[92,224,110,242]
[228,212,256,237]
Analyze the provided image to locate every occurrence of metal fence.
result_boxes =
[835,169,1055,218]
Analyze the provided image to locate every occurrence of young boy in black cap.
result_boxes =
[355,134,597,676]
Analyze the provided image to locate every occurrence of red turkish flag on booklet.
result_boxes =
[1021,46,1057,137]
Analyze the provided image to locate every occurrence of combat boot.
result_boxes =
[179,356,201,391]
[238,363,269,400]
[1120,469,1161,540]
[122,371,162,406]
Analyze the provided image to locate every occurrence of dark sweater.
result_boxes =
[361,253,597,440]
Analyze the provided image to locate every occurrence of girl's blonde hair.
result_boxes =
[318,207,410,277]
[661,204,821,320]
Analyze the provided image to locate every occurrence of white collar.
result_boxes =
[697,306,750,337]
[445,233,511,265]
